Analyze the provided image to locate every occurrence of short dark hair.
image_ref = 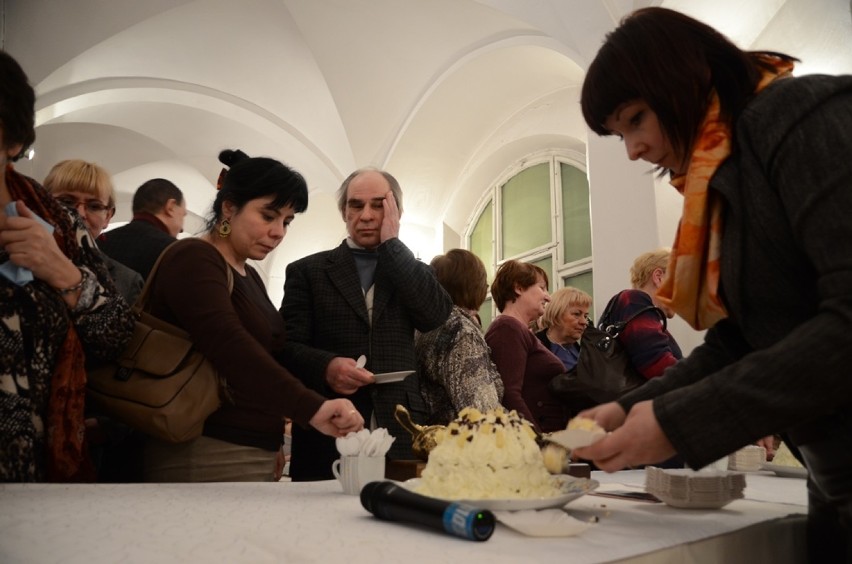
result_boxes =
[580,7,796,173]
[490,260,548,312]
[0,50,36,161]
[335,167,403,218]
[206,148,308,232]
[430,249,488,311]
[132,178,184,214]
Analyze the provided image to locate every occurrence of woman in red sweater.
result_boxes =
[484,260,567,433]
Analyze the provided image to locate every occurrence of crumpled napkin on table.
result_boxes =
[336,428,395,457]
[494,510,593,537]
[0,201,55,286]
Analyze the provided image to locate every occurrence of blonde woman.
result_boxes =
[44,159,143,303]
[599,249,682,379]
[535,287,592,372]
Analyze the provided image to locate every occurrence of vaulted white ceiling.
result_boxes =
[5,0,851,289]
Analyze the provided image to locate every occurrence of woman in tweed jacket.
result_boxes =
[415,249,503,425]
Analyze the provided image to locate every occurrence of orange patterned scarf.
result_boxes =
[656,56,794,330]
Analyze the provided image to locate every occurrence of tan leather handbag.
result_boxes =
[87,243,232,443]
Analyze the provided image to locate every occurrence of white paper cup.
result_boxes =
[331,455,385,495]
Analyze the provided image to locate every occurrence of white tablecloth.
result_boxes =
[0,470,807,564]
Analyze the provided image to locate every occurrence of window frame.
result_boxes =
[464,150,592,324]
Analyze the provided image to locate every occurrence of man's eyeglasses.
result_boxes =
[55,196,112,215]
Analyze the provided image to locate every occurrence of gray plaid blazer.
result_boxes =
[280,238,452,479]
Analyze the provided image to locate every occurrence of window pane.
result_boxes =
[561,163,592,264]
[501,163,551,258]
[478,298,493,330]
[563,270,594,319]
[470,200,494,282]
[530,256,554,292]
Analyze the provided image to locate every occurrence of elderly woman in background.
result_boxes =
[415,249,503,425]
[0,50,134,482]
[598,249,682,380]
[44,159,143,304]
[142,148,363,482]
[485,260,566,433]
[535,287,592,372]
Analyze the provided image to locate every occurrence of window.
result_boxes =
[466,152,592,327]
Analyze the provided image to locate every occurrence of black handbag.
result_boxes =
[549,293,666,412]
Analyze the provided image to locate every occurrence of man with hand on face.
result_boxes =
[280,167,452,481]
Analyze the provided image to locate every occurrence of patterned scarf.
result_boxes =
[5,164,94,481]
[656,56,794,330]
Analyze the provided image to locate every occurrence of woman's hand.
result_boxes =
[273,447,289,481]
[573,401,676,472]
[577,401,627,431]
[0,201,81,294]
[309,399,365,438]
[756,435,776,461]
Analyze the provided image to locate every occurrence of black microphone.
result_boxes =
[360,481,495,541]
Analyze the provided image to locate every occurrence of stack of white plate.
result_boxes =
[645,467,746,509]
[728,445,766,472]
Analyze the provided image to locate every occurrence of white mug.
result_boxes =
[331,455,385,495]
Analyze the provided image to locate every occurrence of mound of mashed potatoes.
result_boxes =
[415,407,563,499]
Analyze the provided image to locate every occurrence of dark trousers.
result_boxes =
[794,408,852,563]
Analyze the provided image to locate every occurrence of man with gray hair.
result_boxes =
[280,167,452,481]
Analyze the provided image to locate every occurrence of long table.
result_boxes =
[0,470,807,563]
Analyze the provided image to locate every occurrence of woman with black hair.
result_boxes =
[143,149,363,481]
[572,8,852,560]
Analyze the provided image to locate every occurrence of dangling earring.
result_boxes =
[218,219,232,238]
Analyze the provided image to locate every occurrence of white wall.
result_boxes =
[586,132,705,355]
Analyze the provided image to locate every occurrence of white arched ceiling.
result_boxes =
[5,0,851,288]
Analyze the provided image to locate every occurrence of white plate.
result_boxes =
[762,462,808,479]
[544,428,606,450]
[372,370,415,384]
[401,475,599,511]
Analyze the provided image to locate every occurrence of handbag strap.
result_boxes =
[599,292,667,337]
[133,240,235,315]
[598,290,625,329]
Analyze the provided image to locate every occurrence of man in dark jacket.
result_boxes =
[280,168,452,481]
[99,178,186,280]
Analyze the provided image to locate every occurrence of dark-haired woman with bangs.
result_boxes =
[571,8,852,560]
[142,149,363,482]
